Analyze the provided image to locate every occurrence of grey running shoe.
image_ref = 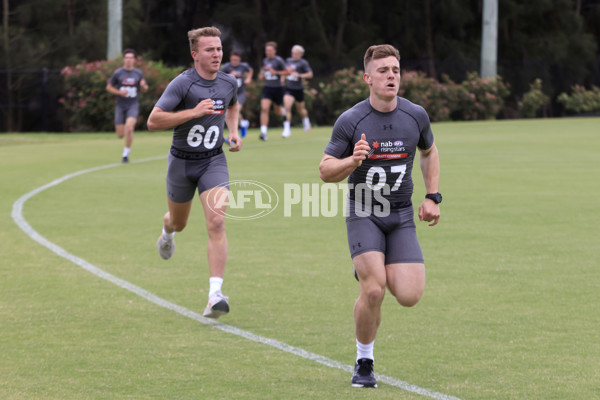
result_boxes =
[352,358,377,388]
[203,291,230,318]
[259,133,268,141]
[157,234,175,260]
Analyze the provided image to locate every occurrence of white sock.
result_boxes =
[241,119,249,128]
[122,147,131,157]
[260,125,268,135]
[209,277,224,297]
[162,227,175,241]
[303,117,310,126]
[283,120,290,130]
[356,339,375,361]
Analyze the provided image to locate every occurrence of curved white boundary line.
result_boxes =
[11,156,462,400]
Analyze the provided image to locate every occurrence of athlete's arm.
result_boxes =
[245,68,254,86]
[319,133,370,183]
[417,143,441,226]
[225,102,242,152]
[106,82,126,97]
[140,78,149,93]
[147,99,214,131]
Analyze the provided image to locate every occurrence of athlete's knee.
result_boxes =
[393,289,423,307]
[361,283,385,307]
[206,213,226,236]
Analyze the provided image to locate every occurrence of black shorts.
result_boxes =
[346,201,424,265]
[284,87,304,103]
[166,150,229,203]
[261,86,284,106]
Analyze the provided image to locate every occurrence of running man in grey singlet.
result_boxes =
[319,44,442,388]
[106,48,148,163]
[281,44,314,138]
[258,41,290,141]
[147,27,242,320]
[221,50,254,137]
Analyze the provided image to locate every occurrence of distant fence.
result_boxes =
[0,68,63,132]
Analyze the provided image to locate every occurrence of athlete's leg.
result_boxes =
[385,262,425,307]
[283,94,295,123]
[124,116,136,149]
[163,198,193,234]
[115,124,125,139]
[260,98,272,127]
[200,186,228,279]
[353,251,387,345]
[295,100,308,119]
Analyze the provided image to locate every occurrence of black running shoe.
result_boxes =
[122,156,129,163]
[351,358,377,388]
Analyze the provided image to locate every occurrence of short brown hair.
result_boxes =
[123,48,137,57]
[363,44,400,71]
[188,27,221,53]
[265,41,277,50]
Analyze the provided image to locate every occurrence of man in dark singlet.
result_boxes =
[282,45,313,138]
[258,41,289,141]
[107,48,148,163]
[221,51,253,137]
[319,44,442,388]
[147,27,242,319]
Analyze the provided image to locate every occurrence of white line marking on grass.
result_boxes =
[11,157,462,400]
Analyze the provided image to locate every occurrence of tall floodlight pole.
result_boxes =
[107,0,122,59]
[480,0,498,78]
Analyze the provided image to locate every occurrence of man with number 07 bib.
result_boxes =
[147,27,241,319]
[319,44,442,388]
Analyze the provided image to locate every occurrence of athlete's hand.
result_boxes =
[418,199,440,226]
[353,133,370,166]
[193,98,216,117]
[227,133,242,152]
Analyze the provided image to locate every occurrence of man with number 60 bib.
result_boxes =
[147,26,241,319]
[319,44,441,388]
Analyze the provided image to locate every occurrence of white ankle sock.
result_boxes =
[283,121,290,130]
[162,227,175,241]
[209,277,224,297]
[260,125,267,135]
[356,339,375,361]
[122,147,131,157]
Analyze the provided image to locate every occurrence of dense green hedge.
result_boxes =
[60,59,599,132]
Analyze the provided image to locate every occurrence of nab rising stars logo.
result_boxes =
[368,139,408,160]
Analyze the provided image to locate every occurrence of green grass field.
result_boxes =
[1,118,599,400]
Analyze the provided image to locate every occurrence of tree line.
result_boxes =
[1,0,599,131]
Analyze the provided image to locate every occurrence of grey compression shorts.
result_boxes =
[346,201,424,265]
[114,103,139,125]
[237,90,246,106]
[166,150,229,203]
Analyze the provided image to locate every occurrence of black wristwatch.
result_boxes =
[425,192,443,204]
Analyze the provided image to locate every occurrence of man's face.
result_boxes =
[291,48,302,61]
[193,36,223,74]
[364,56,401,100]
[123,53,135,70]
[230,54,241,67]
[265,45,276,59]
